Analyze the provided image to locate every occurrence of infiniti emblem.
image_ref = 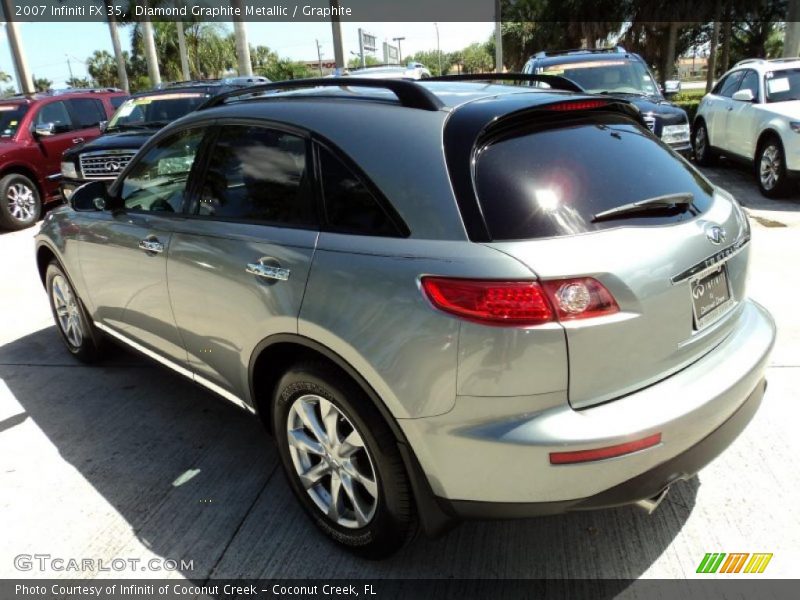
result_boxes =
[705,224,726,245]
[104,160,121,172]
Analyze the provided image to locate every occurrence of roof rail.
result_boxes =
[425,73,584,93]
[534,46,626,59]
[768,57,800,63]
[197,78,445,112]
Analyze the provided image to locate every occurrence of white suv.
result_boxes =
[694,57,800,197]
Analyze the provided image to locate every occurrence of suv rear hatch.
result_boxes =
[454,101,750,408]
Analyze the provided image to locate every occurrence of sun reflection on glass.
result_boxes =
[535,188,560,212]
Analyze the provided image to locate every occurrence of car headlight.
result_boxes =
[60,161,78,179]
[661,124,690,144]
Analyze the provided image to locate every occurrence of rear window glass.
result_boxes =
[474,115,714,240]
[0,104,28,138]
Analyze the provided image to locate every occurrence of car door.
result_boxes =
[78,126,208,365]
[65,97,107,144]
[705,70,745,151]
[725,69,761,158]
[166,123,318,402]
[32,100,80,195]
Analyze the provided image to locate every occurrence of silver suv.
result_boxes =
[35,77,775,558]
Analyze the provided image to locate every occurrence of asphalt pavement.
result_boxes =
[0,160,798,583]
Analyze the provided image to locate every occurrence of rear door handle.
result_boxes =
[72,137,84,144]
[246,262,290,281]
[138,239,164,254]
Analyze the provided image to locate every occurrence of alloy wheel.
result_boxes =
[759,144,781,191]
[51,275,83,348]
[286,393,379,529]
[7,182,37,222]
[695,126,707,158]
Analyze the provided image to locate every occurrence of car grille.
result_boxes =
[79,151,136,179]
[642,115,657,132]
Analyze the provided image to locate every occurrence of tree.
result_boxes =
[33,76,52,92]
[87,50,120,88]
[347,55,381,69]
[408,50,452,76]
[67,77,91,88]
[461,42,494,73]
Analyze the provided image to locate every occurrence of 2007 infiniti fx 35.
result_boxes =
[35,77,775,558]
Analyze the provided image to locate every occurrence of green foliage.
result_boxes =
[673,99,700,124]
[408,50,452,76]
[86,50,119,88]
[347,55,382,69]
[261,59,313,81]
[32,76,52,92]
[460,42,494,73]
[66,77,91,88]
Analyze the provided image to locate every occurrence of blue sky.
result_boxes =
[0,21,494,88]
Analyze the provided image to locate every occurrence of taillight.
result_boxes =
[420,278,554,326]
[420,277,618,327]
[544,99,610,112]
[541,278,619,321]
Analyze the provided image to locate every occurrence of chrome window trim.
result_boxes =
[94,321,254,413]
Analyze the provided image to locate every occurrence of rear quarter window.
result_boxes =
[474,114,714,240]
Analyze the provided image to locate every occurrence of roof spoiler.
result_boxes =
[425,73,584,93]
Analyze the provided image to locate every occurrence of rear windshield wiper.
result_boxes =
[591,193,695,223]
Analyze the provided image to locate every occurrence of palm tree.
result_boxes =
[103,0,129,91]
[230,0,253,76]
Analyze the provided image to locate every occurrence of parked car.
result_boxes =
[36,77,775,558]
[694,57,800,197]
[347,63,432,80]
[0,88,127,230]
[522,46,692,154]
[60,78,269,199]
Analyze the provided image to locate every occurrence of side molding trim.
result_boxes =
[94,321,254,413]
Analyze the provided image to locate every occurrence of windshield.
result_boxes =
[107,93,207,130]
[0,104,29,138]
[539,59,660,96]
[765,69,800,102]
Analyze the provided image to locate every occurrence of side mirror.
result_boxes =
[99,120,108,133]
[69,180,111,212]
[663,79,681,98]
[34,122,56,137]
[732,88,756,102]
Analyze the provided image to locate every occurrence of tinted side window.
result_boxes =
[35,101,72,131]
[110,96,128,109]
[717,71,745,97]
[196,126,315,227]
[120,128,204,213]
[474,116,715,240]
[739,70,759,99]
[319,146,401,237]
[67,98,105,128]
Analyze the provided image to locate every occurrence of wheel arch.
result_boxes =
[247,332,458,536]
[35,242,59,287]
[756,127,783,156]
[248,333,405,441]
[0,163,44,200]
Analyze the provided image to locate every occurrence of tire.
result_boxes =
[45,261,102,363]
[693,121,718,166]
[0,173,41,230]
[273,361,417,558]
[757,136,793,198]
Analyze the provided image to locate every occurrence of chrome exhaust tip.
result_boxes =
[634,487,669,514]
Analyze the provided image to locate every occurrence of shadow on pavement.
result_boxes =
[1,326,698,583]
[698,158,800,215]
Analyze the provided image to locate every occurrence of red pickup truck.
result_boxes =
[0,88,127,230]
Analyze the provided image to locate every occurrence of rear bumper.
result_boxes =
[399,299,775,506]
[447,377,765,519]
